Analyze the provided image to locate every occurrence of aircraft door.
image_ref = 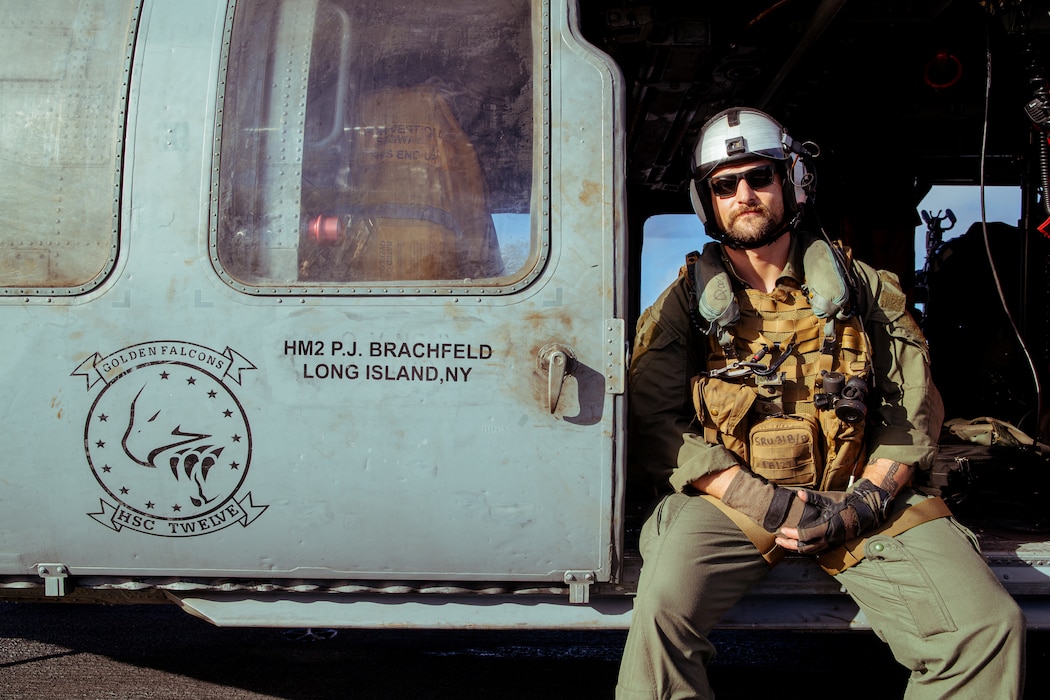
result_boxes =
[0,0,623,593]
[205,0,627,587]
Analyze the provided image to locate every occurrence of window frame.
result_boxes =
[209,0,550,297]
[0,0,140,298]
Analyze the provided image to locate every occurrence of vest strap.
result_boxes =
[702,495,783,566]
[814,495,953,575]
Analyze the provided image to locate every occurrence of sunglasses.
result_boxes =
[708,164,777,197]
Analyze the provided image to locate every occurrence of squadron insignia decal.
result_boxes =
[72,341,268,537]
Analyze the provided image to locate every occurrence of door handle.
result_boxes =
[538,343,577,413]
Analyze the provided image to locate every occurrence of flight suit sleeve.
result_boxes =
[855,262,944,473]
[628,276,740,493]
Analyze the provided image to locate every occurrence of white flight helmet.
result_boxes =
[689,107,815,247]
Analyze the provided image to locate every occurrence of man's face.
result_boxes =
[709,159,785,246]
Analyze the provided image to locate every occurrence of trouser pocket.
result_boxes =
[855,533,958,638]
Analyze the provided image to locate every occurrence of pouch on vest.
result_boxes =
[692,374,755,459]
[749,414,822,486]
[817,409,866,490]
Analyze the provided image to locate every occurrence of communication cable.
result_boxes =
[978,33,1044,435]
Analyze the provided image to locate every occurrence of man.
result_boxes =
[615,107,1025,699]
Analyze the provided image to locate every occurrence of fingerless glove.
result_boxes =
[720,469,846,532]
[792,478,892,553]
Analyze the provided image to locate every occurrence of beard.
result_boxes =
[722,201,786,248]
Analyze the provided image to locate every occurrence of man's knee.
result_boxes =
[985,594,1026,642]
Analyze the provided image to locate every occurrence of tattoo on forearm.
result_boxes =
[866,457,904,495]
[882,460,904,494]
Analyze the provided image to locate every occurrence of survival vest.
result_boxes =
[688,234,873,490]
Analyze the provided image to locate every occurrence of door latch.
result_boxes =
[538,343,577,413]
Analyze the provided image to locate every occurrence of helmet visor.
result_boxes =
[694,109,788,179]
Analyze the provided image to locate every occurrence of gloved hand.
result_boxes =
[720,468,847,533]
[790,478,893,554]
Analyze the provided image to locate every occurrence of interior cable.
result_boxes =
[980,29,1045,436]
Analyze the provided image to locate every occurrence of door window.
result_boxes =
[214,0,539,294]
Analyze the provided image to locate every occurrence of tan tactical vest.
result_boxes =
[690,240,873,490]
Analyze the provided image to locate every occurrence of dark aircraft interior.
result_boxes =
[578,1,1050,522]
